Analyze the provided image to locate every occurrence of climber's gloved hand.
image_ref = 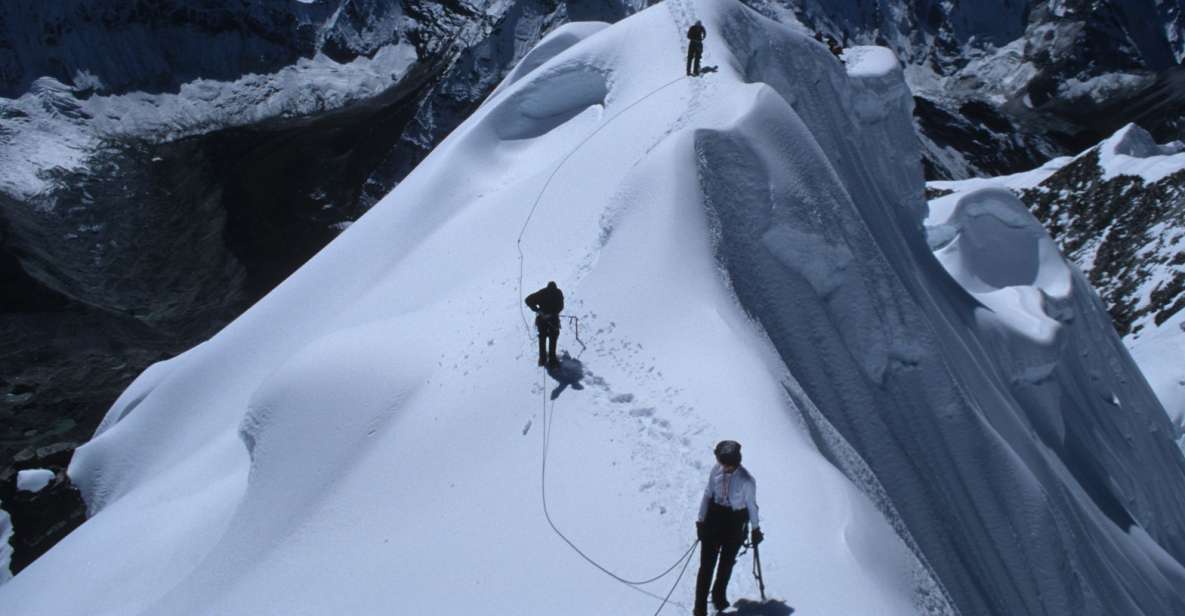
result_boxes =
[696,521,708,542]
[751,528,764,546]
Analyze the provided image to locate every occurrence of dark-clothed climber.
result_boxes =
[525,281,564,367]
[827,35,845,62]
[694,440,763,616]
[687,20,707,76]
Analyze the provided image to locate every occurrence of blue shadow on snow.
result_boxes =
[730,598,794,615]
[546,353,585,400]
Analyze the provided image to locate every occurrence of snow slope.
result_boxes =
[4,1,1185,615]
[0,3,942,615]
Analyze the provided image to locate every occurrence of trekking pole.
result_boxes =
[752,542,766,602]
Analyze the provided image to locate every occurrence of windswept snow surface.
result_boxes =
[0,3,941,615]
[488,22,611,99]
[927,124,1185,448]
[932,189,1072,343]
[697,10,1185,613]
[5,1,1185,615]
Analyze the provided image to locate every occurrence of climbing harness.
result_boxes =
[535,312,561,337]
[529,313,586,358]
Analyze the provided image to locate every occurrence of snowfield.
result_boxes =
[3,1,1185,615]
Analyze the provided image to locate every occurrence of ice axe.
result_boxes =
[752,541,767,602]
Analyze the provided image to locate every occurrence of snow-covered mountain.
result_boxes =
[6,0,1184,497]
[0,0,642,570]
[4,1,1185,614]
[929,123,1185,449]
[6,0,1185,589]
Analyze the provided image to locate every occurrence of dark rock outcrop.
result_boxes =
[754,0,1185,179]
[0,444,86,576]
[1021,147,1185,337]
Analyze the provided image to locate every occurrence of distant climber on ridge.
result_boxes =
[827,35,845,63]
[694,440,762,616]
[687,20,706,76]
[525,281,564,367]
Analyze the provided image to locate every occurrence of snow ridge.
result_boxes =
[3,2,1185,616]
[698,5,1185,615]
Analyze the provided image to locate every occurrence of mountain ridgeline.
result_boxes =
[2,1,1185,609]
[2,1,1185,614]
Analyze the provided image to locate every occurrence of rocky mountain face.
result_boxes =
[0,446,84,576]
[1022,150,1185,340]
[749,0,1185,179]
[3,0,1185,579]
[0,0,494,97]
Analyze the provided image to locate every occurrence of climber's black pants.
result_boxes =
[536,314,559,364]
[687,41,703,75]
[695,502,748,613]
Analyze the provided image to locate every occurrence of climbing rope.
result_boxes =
[513,11,704,613]
[515,73,690,344]
[539,373,698,613]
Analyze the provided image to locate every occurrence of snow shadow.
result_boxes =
[731,598,794,615]
[546,353,585,400]
[489,64,608,141]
